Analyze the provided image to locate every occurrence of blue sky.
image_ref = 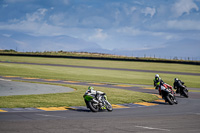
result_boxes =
[0,0,200,59]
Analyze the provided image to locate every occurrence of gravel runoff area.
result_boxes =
[0,78,74,96]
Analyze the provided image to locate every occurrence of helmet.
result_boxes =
[88,86,94,90]
[155,74,159,78]
[174,78,178,81]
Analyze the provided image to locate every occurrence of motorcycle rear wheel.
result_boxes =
[88,101,99,112]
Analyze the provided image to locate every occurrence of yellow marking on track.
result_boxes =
[111,104,129,109]
[89,83,105,85]
[143,88,155,90]
[37,107,69,111]
[22,77,39,79]
[134,102,158,106]
[152,94,162,99]
[154,99,165,103]
[63,81,80,83]
[43,79,60,81]
[0,109,7,112]
[114,85,132,87]
[3,76,18,78]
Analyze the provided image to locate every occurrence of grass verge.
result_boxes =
[0,82,158,108]
[0,62,200,88]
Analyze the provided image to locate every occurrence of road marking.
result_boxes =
[195,113,200,115]
[143,88,155,90]
[63,81,80,83]
[135,126,171,131]
[3,76,18,78]
[22,77,39,79]
[0,109,7,112]
[36,114,66,118]
[112,104,129,109]
[37,107,69,111]
[42,79,60,81]
[134,102,158,106]
[89,83,105,85]
[154,99,165,103]
[0,78,11,81]
[152,94,162,99]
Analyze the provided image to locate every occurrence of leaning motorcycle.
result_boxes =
[161,85,178,105]
[177,84,189,98]
[83,90,113,112]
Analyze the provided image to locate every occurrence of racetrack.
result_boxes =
[0,77,200,132]
[0,92,200,132]
[0,61,199,76]
[0,59,200,133]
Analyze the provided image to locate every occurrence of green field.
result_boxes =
[0,83,157,108]
[0,56,200,88]
[0,55,199,108]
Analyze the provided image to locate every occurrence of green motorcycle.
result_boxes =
[83,89,113,112]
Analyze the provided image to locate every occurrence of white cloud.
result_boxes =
[167,20,200,30]
[14,40,27,46]
[6,0,28,3]
[88,29,108,41]
[172,0,199,17]
[62,0,70,5]
[150,18,200,31]
[142,7,156,17]
[49,13,65,26]
[2,4,8,8]
[116,26,179,41]
[116,27,144,36]
[2,34,11,37]
[26,8,47,22]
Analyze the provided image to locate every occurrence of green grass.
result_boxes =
[0,83,158,108]
[0,62,200,88]
[1,55,200,74]
[0,55,199,108]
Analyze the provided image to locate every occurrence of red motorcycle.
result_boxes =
[159,83,178,105]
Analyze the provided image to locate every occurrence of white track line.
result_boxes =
[135,125,171,132]
[0,78,11,81]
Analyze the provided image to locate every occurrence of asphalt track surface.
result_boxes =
[1,61,200,76]
[0,77,200,132]
[0,61,200,133]
[0,79,74,96]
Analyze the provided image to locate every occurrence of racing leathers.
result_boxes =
[86,88,105,103]
[174,79,185,93]
[154,77,172,95]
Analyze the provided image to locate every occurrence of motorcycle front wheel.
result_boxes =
[181,89,189,98]
[105,100,113,112]
[166,95,174,105]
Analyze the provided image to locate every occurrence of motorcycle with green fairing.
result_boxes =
[83,88,113,112]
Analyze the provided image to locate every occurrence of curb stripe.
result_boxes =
[63,81,80,83]
[37,107,70,111]
[112,104,130,109]
[154,99,165,103]
[143,88,155,90]
[89,83,106,85]
[3,76,18,78]
[0,109,7,112]
[134,102,158,106]
[42,79,60,81]
[22,77,40,79]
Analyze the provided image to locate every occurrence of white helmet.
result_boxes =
[155,74,159,78]
[174,78,178,81]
